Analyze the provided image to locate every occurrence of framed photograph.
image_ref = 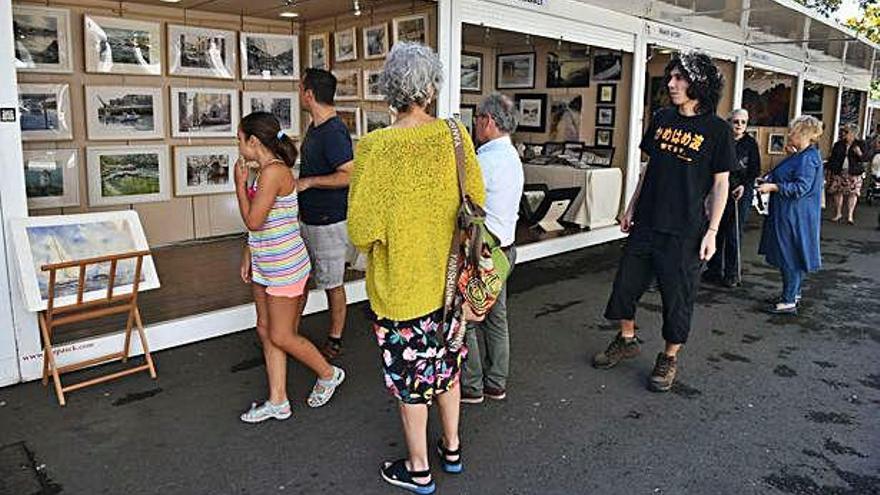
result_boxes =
[546,48,590,88]
[582,146,615,167]
[18,83,72,141]
[167,24,236,79]
[85,86,165,141]
[336,106,362,138]
[363,70,385,101]
[591,49,622,81]
[13,5,73,73]
[497,53,535,89]
[23,149,79,210]
[333,69,360,101]
[392,13,429,46]
[597,84,617,104]
[334,27,358,63]
[595,128,613,147]
[9,210,160,312]
[461,52,483,93]
[242,91,300,137]
[742,76,792,127]
[170,87,239,138]
[596,106,615,127]
[363,110,393,134]
[514,93,547,133]
[84,15,162,75]
[768,133,786,155]
[174,146,238,196]
[459,104,476,138]
[241,32,299,80]
[363,24,389,60]
[307,33,329,70]
[549,95,582,142]
[86,145,171,207]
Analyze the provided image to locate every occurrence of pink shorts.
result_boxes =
[265,276,309,298]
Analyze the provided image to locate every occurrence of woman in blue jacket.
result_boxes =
[757,115,824,315]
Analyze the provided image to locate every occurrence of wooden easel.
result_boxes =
[39,250,157,406]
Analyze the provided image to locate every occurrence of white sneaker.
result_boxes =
[240,400,292,423]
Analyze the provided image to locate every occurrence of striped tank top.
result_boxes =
[248,183,311,288]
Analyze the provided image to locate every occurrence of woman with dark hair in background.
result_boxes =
[827,123,867,224]
[234,111,345,424]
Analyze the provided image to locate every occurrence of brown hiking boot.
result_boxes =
[648,353,677,392]
[592,333,640,369]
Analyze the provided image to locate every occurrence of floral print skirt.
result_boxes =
[372,307,466,405]
[827,172,863,196]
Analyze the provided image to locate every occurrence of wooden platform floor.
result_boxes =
[55,222,590,343]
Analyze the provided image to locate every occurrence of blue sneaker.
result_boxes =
[380,459,435,494]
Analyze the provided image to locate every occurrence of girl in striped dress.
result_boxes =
[234,112,345,423]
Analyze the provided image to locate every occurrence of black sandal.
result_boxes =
[436,438,463,474]
[380,459,435,494]
[321,337,343,359]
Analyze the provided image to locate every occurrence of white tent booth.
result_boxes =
[0,0,876,387]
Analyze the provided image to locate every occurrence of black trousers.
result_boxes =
[705,189,752,280]
[604,226,702,345]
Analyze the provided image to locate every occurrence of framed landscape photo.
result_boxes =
[167,24,236,79]
[591,49,622,81]
[582,146,615,167]
[459,104,476,138]
[84,15,162,75]
[336,106,362,138]
[595,128,613,147]
[13,5,73,73]
[596,106,615,127]
[242,91,300,137]
[363,24,389,60]
[363,110,393,134]
[546,48,590,88]
[363,70,385,101]
[308,33,329,70]
[392,13,429,46]
[514,93,547,133]
[334,27,358,63]
[333,69,361,101]
[597,83,617,104]
[18,83,72,141]
[171,87,239,138]
[86,145,171,207]
[23,149,80,210]
[461,52,483,93]
[768,133,786,155]
[9,210,160,312]
[497,53,535,89]
[174,146,238,196]
[241,32,299,80]
[85,86,165,141]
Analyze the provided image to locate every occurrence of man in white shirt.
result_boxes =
[461,93,524,404]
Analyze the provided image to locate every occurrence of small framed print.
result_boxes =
[392,13,429,46]
[240,32,299,80]
[596,106,615,127]
[768,133,786,155]
[497,53,535,89]
[13,5,73,73]
[334,27,358,63]
[242,91,300,137]
[597,84,617,104]
[84,15,162,75]
[461,52,483,93]
[23,148,80,209]
[308,33,329,70]
[363,110,393,134]
[459,104,476,138]
[167,24,236,79]
[173,146,238,196]
[86,145,171,206]
[363,24,389,60]
[336,106,362,138]
[514,93,547,133]
[333,69,360,101]
[591,49,623,81]
[363,70,385,101]
[18,83,72,141]
[595,128,613,147]
[85,86,165,141]
[746,128,758,141]
[170,87,239,138]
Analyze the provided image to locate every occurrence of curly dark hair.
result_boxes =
[663,52,723,115]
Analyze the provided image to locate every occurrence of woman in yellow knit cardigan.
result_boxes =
[348,42,485,495]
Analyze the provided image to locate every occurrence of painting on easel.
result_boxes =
[10,210,160,311]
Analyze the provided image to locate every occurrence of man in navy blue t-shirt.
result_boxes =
[296,68,354,359]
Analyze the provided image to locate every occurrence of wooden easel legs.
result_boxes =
[40,307,158,406]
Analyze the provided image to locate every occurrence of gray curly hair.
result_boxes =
[380,42,444,111]
[477,93,518,134]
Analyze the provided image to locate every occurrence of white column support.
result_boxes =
[625,28,648,207]
[0,0,35,386]
[794,72,805,117]
[733,54,745,110]
[833,83,843,136]
[437,0,455,118]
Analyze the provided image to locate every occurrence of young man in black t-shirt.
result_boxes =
[592,53,733,392]
[296,69,355,359]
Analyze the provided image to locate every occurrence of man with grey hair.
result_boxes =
[461,93,524,404]
[704,108,761,287]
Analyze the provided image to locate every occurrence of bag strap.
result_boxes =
[444,118,468,202]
